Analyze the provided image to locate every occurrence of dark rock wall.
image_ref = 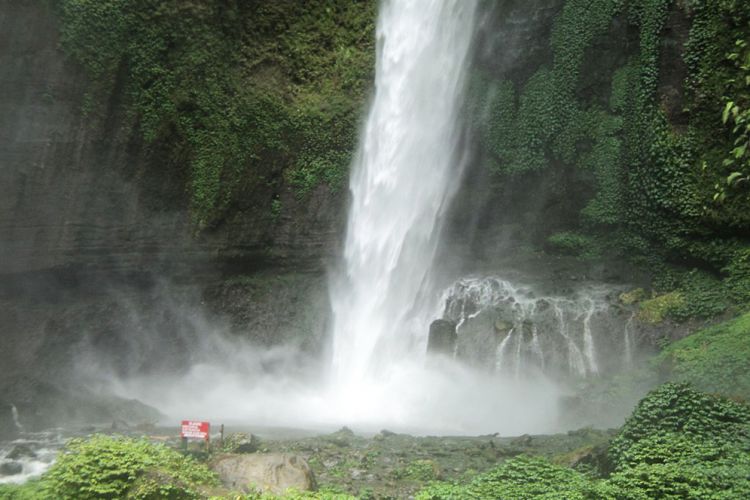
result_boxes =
[0,3,340,409]
[0,2,346,282]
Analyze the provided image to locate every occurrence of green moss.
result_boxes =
[638,292,685,324]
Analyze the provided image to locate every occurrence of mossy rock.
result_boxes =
[638,292,685,324]
[619,288,646,305]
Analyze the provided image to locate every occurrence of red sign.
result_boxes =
[180,420,210,441]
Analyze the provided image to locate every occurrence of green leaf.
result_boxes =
[723,101,735,124]
[727,172,744,185]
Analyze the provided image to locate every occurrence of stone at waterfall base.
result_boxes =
[209,453,315,494]
[0,462,23,476]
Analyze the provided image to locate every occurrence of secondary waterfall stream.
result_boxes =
[329,0,478,400]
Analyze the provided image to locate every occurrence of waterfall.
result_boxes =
[330,0,478,390]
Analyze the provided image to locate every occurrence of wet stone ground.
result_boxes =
[258,426,615,498]
[0,425,615,498]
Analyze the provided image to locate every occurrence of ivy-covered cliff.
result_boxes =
[0,1,374,279]
[55,0,374,228]
[457,0,750,324]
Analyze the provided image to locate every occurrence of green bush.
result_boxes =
[608,383,750,469]
[656,312,750,399]
[41,435,218,499]
[417,385,750,500]
[637,292,684,324]
[546,232,596,257]
[416,456,609,499]
[0,481,46,500]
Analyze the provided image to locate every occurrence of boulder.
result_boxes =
[427,319,457,356]
[7,444,36,460]
[0,461,23,476]
[455,309,499,369]
[210,453,315,494]
[223,432,261,453]
[0,402,19,440]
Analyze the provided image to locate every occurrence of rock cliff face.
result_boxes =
[0,0,717,429]
[0,2,345,281]
[0,3,343,426]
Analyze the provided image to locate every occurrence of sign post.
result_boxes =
[180,420,210,451]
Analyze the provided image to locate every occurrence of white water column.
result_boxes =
[330,0,477,391]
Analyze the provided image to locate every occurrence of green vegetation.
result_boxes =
[656,311,750,399]
[546,231,597,257]
[417,384,750,499]
[54,0,375,228]
[605,383,750,498]
[473,0,750,321]
[395,459,441,482]
[0,435,218,499]
[417,456,606,499]
[637,292,685,324]
[3,384,750,498]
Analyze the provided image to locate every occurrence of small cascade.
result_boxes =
[10,405,23,433]
[623,313,636,369]
[438,277,632,379]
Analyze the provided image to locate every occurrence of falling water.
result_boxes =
[11,404,23,432]
[330,1,477,390]
[440,277,631,379]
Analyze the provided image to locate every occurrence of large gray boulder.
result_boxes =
[209,453,315,494]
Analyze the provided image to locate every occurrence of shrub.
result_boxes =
[41,435,218,499]
[416,456,607,499]
[656,312,750,399]
[637,292,684,324]
[608,383,750,469]
[546,232,595,257]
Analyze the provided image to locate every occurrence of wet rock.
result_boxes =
[325,427,354,447]
[0,377,162,432]
[209,453,315,494]
[0,461,23,476]
[455,309,498,369]
[7,444,36,460]
[520,319,536,341]
[511,434,533,447]
[427,319,457,356]
[571,442,614,476]
[224,432,261,453]
[493,319,512,334]
[0,402,19,440]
